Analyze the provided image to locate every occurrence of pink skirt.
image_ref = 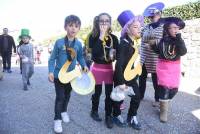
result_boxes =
[156,59,181,89]
[90,63,113,85]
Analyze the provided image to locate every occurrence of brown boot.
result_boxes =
[160,100,169,123]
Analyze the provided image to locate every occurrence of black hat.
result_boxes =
[163,17,185,30]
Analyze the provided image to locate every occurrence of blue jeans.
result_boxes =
[22,62,34,86]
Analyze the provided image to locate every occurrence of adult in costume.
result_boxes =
[139,2,165,107]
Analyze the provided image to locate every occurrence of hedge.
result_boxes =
[162,1,200,20]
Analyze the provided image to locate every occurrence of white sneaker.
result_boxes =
[117,115,124,123]
[54,120,62,133]
[61,112,70,123]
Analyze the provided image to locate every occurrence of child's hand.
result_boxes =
[148,39,156,46]
[176,33,181,39]
[99,24,108,40]
[48,73,54,83]
[119,84,127,91]
[82,66,89,73]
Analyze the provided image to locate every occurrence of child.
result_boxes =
[18,29,34,91]
[113,10,144,130]
[88,13,119,129]
[17,40,23,74]
[150,17,187,123]
[48,15,88,133]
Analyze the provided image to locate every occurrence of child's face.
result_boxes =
[99,15,111,31]
[148,14,161,23]
[22,36,30,44]
[127,21,141,38]
[168,23,180,37]
[65,23,80,38]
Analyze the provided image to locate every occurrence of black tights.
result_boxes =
[91,84,113,116]
[113,83,141,117]
[139,64,159,101]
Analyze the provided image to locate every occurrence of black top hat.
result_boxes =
[163,17,185,30]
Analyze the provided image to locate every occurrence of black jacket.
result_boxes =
[0,34,16,54]
[89,33,119,64]
[114,36,138,87]
[152,33,187,61]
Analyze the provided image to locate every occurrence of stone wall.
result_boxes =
[182,18,200,78]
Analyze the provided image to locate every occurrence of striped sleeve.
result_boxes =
[140,42,147,65]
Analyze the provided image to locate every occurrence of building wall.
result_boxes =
[182,18,200,78]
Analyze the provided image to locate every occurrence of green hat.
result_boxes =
[19,29,31,38]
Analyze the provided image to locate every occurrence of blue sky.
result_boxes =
[0,0,198,41]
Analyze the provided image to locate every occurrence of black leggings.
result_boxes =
[91,84,113,116]
[139,64,159,101]
[159,85,178,100]
[113,83,141,117]
[54,79,72,120]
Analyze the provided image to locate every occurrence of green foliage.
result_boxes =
[163,1,200,20]
[112,20,122,32]
[41,1,199,45]
[42,34,65,46]
[77,25,92,41]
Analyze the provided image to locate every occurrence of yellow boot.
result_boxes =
[160,100,169,123]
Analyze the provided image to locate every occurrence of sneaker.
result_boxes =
[113,115,126,127]
[130,116,141,130]
[27,79,30,85]
[90,111,102,122]
[152,101,160,107]
[127,116,141,130]
[23,85,28,91]
[61,112,70,123]
[105,116,113,129]
[54,120,62,133]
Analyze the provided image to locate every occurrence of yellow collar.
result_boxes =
[131,37,141,47]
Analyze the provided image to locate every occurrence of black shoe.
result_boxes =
[90,111,102,122]
[23,85,28,91]
[105,116,113,129]
[7,69,12,73]
[140,96,144,100]
[27,79,30,85]
[130,121,141,130]
[113,115,127,127]
[3,69,6,72]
